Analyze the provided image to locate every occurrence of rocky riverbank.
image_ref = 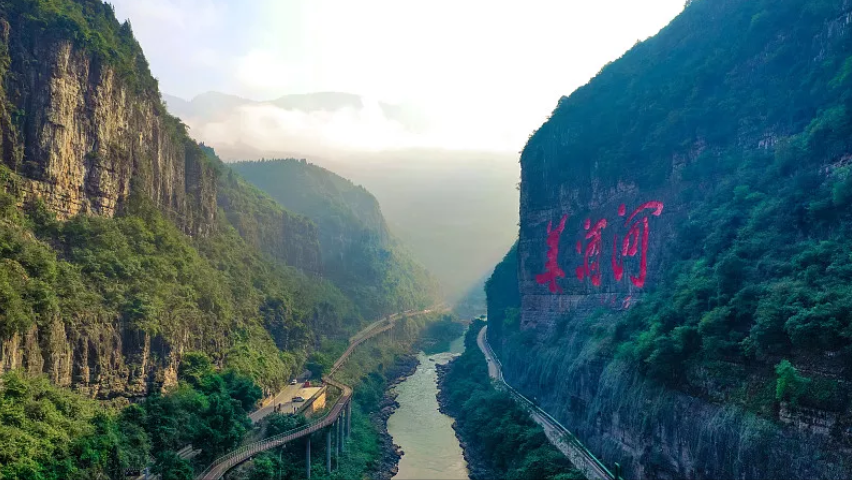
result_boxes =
[435,360,492,480]
[372,354,420,480]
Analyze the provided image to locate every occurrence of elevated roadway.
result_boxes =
[195,308,442,480]
[477,326,618,480]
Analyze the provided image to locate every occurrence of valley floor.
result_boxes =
[436,320,585,480]
[477,326,615,480]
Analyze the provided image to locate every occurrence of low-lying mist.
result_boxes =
[165,92,521,302]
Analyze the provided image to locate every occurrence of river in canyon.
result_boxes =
[388,333,469,480]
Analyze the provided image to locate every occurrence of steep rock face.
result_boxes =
[0,19,216,236]
[0,9,220,397]
[0,5,324,399]
[503,0,852,478]
[0,315,195,399]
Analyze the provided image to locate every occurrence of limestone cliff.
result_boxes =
[0,2,327,399]
[0,13,217,236]
[496,0,852,478]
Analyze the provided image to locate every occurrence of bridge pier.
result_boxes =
[340,408,346,453]
[306,435,311,479]
[337,418,342,456]
[326,428,332,473]
[346,401,352,439]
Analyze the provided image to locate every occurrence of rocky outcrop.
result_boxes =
[499,322,851,480]
[0,23,217,236]
[0,309,246,399]
[0,9,222,397]
[503,0,852,479]
[0,6,323,399]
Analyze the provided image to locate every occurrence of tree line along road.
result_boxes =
[195,307,444,480]
[477,325,620,480]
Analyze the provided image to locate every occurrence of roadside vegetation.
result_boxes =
[0,352,260,480]
[233,312,464,480]
[441,320,584,480]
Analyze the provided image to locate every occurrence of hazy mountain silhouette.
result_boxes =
[163,91,430,133]
[162,91,519,303]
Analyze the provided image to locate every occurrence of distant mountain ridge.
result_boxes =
[231,158,442,317]
[161,93,521,303]
[163,91,430,133]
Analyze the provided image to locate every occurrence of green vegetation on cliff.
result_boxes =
[519,0,852,414]
[0,1,440,479]
[0,0,157,93]
[616,143,852,413]
[440,321,583,480]
[492,0,852,477]
[204,148,324,275]
[0,355,260,480]
[0,170,359,390]
[232,159,441,318]
[484,242,519,353]
[525,0,851,204]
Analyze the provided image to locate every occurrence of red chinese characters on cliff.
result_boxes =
[612,201,664,288]
[576,218,608,287]
[535,214,568,293]
[535,201,664,293]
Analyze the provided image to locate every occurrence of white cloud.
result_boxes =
[234,50,297,91]
[183,99,523,157]
[113,0,687,152]
[116,0,225,31]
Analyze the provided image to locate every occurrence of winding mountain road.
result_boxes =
[477,326,616,480]
[195,307,443,480]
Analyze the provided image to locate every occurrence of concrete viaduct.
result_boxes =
[195,308,440,480]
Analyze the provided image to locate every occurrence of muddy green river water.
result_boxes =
[388,334,469,480]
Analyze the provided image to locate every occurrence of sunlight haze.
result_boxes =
[104,0,687,301]
[110,0,685,153]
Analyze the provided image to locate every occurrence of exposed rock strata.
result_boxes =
[0,13,322,398]
[506,2,852,479]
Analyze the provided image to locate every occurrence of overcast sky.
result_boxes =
[110,0,685,152]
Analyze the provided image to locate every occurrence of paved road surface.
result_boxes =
[196,307,446,480]
[477,326,615,480]
[198,378,353,480]
[248,384,327,423]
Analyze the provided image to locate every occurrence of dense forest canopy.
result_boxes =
[513,0,852,418]
[232,159,442,318]
[0,0,428,422]
[525,0,851,207]
[0,170,359,390]
[0,1,447,478]
[0,355,261,480]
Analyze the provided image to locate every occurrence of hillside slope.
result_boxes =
[0,0,363,400]
[232,159,441,317]
[492,0,852,478]
[159,89,521,303]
